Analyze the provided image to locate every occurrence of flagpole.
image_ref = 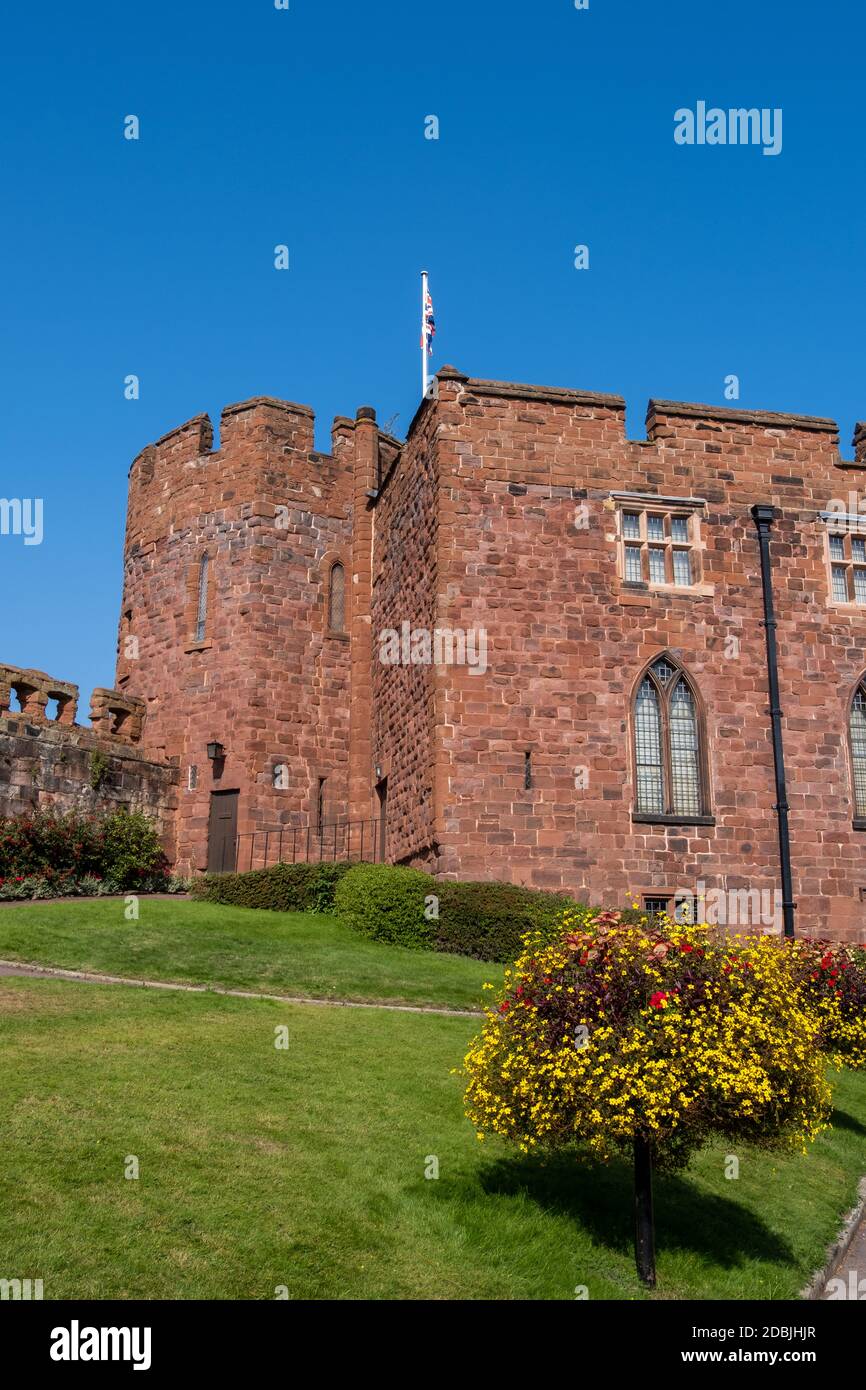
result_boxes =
[421,269,428,399]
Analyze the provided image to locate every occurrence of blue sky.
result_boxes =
[0,0,864,713]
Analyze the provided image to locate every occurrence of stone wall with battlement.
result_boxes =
[0,664,177,851]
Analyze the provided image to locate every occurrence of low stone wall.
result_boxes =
[0,664,178,856]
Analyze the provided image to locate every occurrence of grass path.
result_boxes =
[0,899,500,1010]
[1,975,865,1300]
[0,957,480,1016]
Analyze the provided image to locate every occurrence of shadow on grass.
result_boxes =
[477,1150,794,1270]
[828,1108,866,1137]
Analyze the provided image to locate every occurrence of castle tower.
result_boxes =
[116,396,358,874]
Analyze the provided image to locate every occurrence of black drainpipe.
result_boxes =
[751,504,795,938]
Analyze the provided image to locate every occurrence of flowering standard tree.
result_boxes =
[462,912,834,1287]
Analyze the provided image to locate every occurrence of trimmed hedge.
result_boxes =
[332,863,592,962]
[334,863,435,950]
[190,861,354,914]
[434,880,591,963]
[192,858,594,964]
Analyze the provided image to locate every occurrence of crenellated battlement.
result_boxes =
[0,663,79,726]
[0,664,143,745]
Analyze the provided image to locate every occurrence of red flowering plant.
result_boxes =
[791,940,866,1069]
[0,809,168,895]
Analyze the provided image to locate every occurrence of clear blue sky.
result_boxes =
[1,0,864,714]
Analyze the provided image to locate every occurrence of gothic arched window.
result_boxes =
[328,561,346,634]
[850,680,866,820]
[633,656,707,818]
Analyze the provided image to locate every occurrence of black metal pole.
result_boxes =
[633,1134,656,1287]
[751,504,796,938]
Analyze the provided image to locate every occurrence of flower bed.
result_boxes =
[0,809,183,898]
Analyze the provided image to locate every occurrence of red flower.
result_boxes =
[649,991,669,1010]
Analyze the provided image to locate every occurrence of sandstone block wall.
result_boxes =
[0,666,177,851]
[374,370,866,941]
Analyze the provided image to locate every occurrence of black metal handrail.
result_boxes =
[234,818,384,873]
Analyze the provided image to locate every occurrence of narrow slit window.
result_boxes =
[195,554,210,643]
[328,562,346,633]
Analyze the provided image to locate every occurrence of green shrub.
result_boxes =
[334,863,436,950]
[191,861,354,914]
[99,810,168,890]
[434,880,591,963]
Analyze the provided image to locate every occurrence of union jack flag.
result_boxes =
[421,286,436,355]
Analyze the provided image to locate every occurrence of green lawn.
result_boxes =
[1,975,865,1300]
[0,899,499,1011]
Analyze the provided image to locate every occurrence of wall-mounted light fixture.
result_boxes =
[207,741,225,762]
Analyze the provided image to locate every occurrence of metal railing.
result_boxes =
[234,818,385,874]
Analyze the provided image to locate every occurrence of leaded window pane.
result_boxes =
[832,565,849,602]
[647,514,665,542]
[625,545,643,582]
[855,570,866,606]
[328,562,346,632]
[651,658,676,686]
[672,550,692,586]
[669,679,701,816]
[648,547,666,583]
[635,679,664,813]
[670,516,689,544]
[829,533,846,561]
[852,689,866,818]
[195,554,210,643]
[622,512,640,540]
[853,538,866,563]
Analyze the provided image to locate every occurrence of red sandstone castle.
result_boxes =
[105,367,866,941]
[5,367,866,940]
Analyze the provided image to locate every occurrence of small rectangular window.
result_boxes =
[824,522,866,605]
[617,502,700,590]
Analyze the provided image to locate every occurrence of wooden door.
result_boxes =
[207,791,239,874]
